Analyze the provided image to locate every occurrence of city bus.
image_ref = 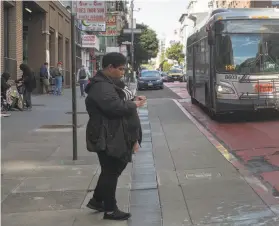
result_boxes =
[186,8,279,118]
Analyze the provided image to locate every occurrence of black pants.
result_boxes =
[93,152,127,211]
[23,89,32,108]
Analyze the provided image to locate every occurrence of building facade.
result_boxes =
[1,1,73,88]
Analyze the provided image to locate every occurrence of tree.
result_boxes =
[166,42,185,64]
[162,61,173,72]
[118,23,159,69]
[159,51,165,63]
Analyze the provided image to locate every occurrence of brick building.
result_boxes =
[214,0,273,8]
[1,1,72,87]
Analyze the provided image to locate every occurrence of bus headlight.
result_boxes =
[216,85,235,94]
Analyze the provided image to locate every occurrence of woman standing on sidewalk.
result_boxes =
[85,52,145,220]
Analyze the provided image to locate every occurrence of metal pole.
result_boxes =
[71,12,78,160]
[130,0,134,80]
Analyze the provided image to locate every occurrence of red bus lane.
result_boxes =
[165,82,279,206]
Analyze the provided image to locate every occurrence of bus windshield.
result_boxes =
[216,33,279,74]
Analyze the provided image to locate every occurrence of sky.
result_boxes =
[133,0,187,40]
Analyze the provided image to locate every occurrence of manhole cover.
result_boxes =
[32,104,46,107]
[39,124,82,129]
[65,112,87,114]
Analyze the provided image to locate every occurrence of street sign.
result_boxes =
[122,41,131,45]
[123,29,142,34]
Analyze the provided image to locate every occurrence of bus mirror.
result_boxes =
[208,29,215,45]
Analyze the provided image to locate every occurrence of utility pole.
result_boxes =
[70,4,77,161]
[130,0,134,77]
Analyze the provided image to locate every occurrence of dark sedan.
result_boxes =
[160,72,168,82]
[137,70,164,90]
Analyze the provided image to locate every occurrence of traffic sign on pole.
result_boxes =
[122,41,131,45]
[123,29,142,34]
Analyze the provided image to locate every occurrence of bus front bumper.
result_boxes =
[216,99,279,112]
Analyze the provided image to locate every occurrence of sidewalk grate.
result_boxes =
[39,124,82,129]
[35,124,83,132]
[65,112,87,114]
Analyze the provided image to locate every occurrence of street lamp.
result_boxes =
[66,5,78,161]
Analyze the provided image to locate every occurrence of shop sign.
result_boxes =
[81,21,106,32]
[82,35,100,51]
[76,1,106,22]
[99,14,120,37]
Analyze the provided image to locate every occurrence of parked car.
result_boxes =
[160,72,168,82]
[167,69,184,82]
[137,70,163,90]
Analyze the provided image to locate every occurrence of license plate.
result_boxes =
[254,84,273,93]
[148,82,153,86]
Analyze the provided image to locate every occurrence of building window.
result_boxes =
[4,8,9,58]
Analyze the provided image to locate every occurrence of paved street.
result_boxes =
[2,85,279,225]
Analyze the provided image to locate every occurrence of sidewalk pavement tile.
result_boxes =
[192,216,279,226]
[180,176,256,200]
[156,169,179,186]
[2,148,57,161]
[128,206,162,226]
[46,155,99,166]
[170,148,235,170]
[2,190,87,213]
[1,178,23,201]
[186,193,274,225]
[158,186,184,204]
[1,210,77,226]
[30,164,99,177]
[132,167,156,179]
[154,153,175,171]
[161,201,192,226]
[13,176,92,193]
[130,189,160,206]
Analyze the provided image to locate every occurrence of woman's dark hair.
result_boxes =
[102,52,126,69]
[19,63,32,75]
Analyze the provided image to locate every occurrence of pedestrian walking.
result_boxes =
[77,65,90,97]
[40,62,50,94]
[53,62,63,95]
[17,64,36,110]
[85,52,146,220]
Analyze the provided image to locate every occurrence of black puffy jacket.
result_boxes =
[85,71,142,162]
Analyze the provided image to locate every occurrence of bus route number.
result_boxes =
[225,75,237,80]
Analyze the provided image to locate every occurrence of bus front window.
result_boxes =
[215,31,279,74]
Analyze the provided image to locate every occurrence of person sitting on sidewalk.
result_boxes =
[77,65,90,97]
[84,52,146,221]
[1,72,12,117]
[1,72,11,100]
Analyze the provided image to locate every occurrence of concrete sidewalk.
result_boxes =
[2,97,279,226]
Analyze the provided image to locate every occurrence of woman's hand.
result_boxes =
[133,142,140,153]
[135,96,146,101]
[134,99,145,107]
